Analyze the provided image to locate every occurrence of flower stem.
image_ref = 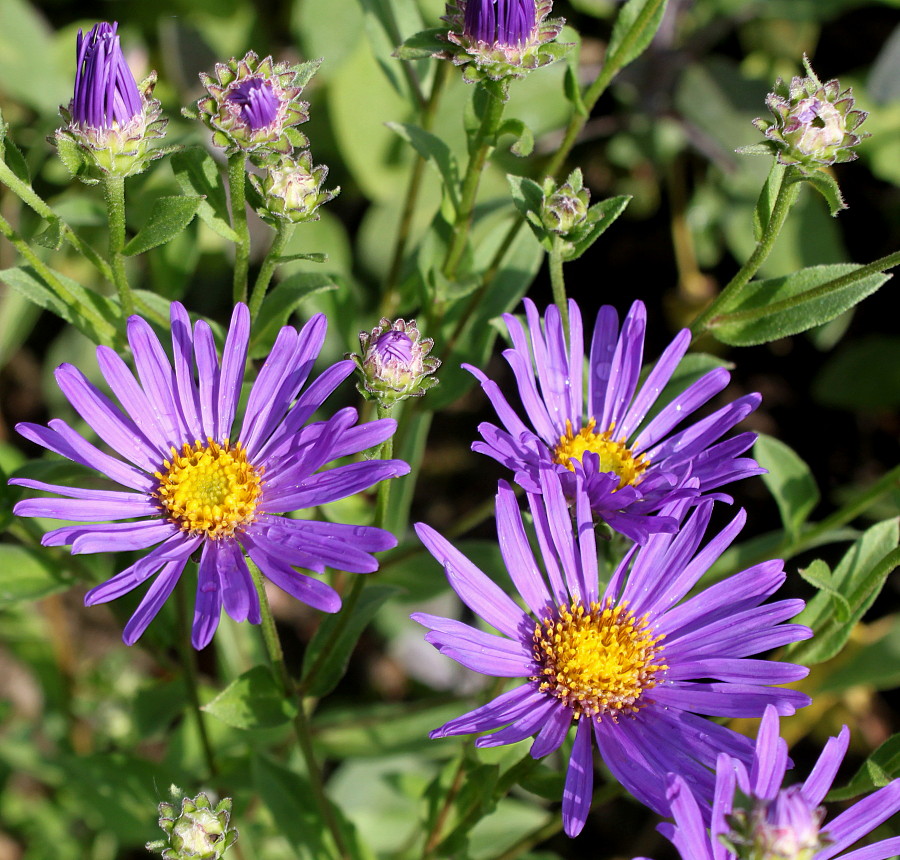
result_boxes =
[248,221,295,323]
[690,169,801,335]
[441,80,508,285]
[549,235,569,332]
[101,173,134,318]
[227,152,251,305]
[248,559,351,860]
[175,578,218,779]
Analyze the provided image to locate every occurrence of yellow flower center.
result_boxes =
[532,599,666,720]
[154,438,263,539]
[552,418,649,489]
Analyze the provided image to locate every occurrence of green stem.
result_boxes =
[248,221,295,323]
[441,81,508,284]
[0,211,117,344]
[690,171,801,335]
[101,174,134,318]
[175,579,218,779]
[227,152,251,305]
[705,248,900,330]
[0,158,114,282]
[248,560,350,860]
[549,235,569,332]
[381,62,451,319]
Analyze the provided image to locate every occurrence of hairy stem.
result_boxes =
[227,152,251,305]
[549,235,569,332]
[101,173,134,318]
[248,221,295,322]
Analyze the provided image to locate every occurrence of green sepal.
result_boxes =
[393,27,447,60]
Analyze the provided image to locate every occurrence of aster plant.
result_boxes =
[9,302,409,648]
[639,706,900,860]
[53,21,168,182]
[467,298,765,543]
[414,470,811,836]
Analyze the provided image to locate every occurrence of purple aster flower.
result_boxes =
[227,77,281,131]
[72,22,143,129]
[643,705,900,860]
[413,470,811,837]
[464,0,537,46]
[466,298,765,544]
[10,303,409,649]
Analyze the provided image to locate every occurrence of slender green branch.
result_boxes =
[0,159,114,282]
[248,559,351,860]
[175,579,218,779]
[227,152,251,305]
[441,81,508,284]
[382,62,451,319]
[549,235,569,332]
[101,173,134,318]
[248,221,295,322]
[422,747,468,860]
[690,171,801,334]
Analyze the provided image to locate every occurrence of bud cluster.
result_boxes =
[147,788,238,860]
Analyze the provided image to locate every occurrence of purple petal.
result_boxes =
[588,304,619,419]
[430,683,545,738]
[665,775,715,860]
[217,303,250,440]
[45,520,178,554]
[245,540,341,612]
[475,696,558,747]
[802,725,849,806]
[193,541,222,649]
[169,302,203,442]
[600,300,646,433]
[122,560,186,645]
[216,538,260,624]
[822,781,900,859]
[562,719,594,837]
[749,705,788,800]
[14,496,158,521]
[530,703,572,758]
[193,319,219,438]
[651,682,810,717]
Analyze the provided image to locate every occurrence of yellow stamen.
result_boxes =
[154,438,263,539]
[532,598,667,720]
[552,418,649,489]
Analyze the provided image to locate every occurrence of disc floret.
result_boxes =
[552,418,650,490]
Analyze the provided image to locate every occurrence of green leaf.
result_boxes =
[0,265,120,345]
[170,147,239,242]
[798,170,847,217]
[273,252,328,264]
[249,272,338,359]
[753,161,786,242]
[507,174,547,242]
[202,665,297,729]
[606,0,669,74]
[31,217,63,251]
[754,434,819,539]
[393,27,446,60]
[301,585,399,698]
[0,544,75,605]
[387,122,460,208]
[566,195,632,260]
[710,263,892,346]
[497,119,534,157]
[3,135,30,185]
[797,559,850,623]
[122,196,203,256]
[828,733,900,801]
[786,518,900,665]
[813,335,900,413]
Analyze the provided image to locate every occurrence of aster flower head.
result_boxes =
[437,0,567,83]
[749,56,869,172]
[645,706,900,860]
[248,150,339,225]
[466,299,765,543]
[352,318,441,408]
[148,788,237,860]
[413,471,811,837]
[9,303,409,648]
[54,21,167,181]
[191,51,316,157]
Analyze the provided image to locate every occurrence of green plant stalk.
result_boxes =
[0,159,115,283]
[248,221,296,322]
[298,411,394,696]
[381,62,451,319]
[705,248,900,329]
[690,171,801,334]
[227,152,251,304]
[441,81,508,283]
[175,578,218,779]
[0,211,116,344]
[549,235,570,332]
[101,174,134,318]
[248,558,351,860]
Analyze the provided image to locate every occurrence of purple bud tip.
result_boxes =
[463,0,537,46]
[374,330,414,364]
[228,78,280,131]
[72,21,143,130]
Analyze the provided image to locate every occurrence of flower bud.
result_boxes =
[147,788,238,860]
[541,169,590,235]
[750,56,868,171]
[248,150,339,225]
[53,22,167,181]
[436,0,566,82]
[352,319,441,407]
[191,51,315,156]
